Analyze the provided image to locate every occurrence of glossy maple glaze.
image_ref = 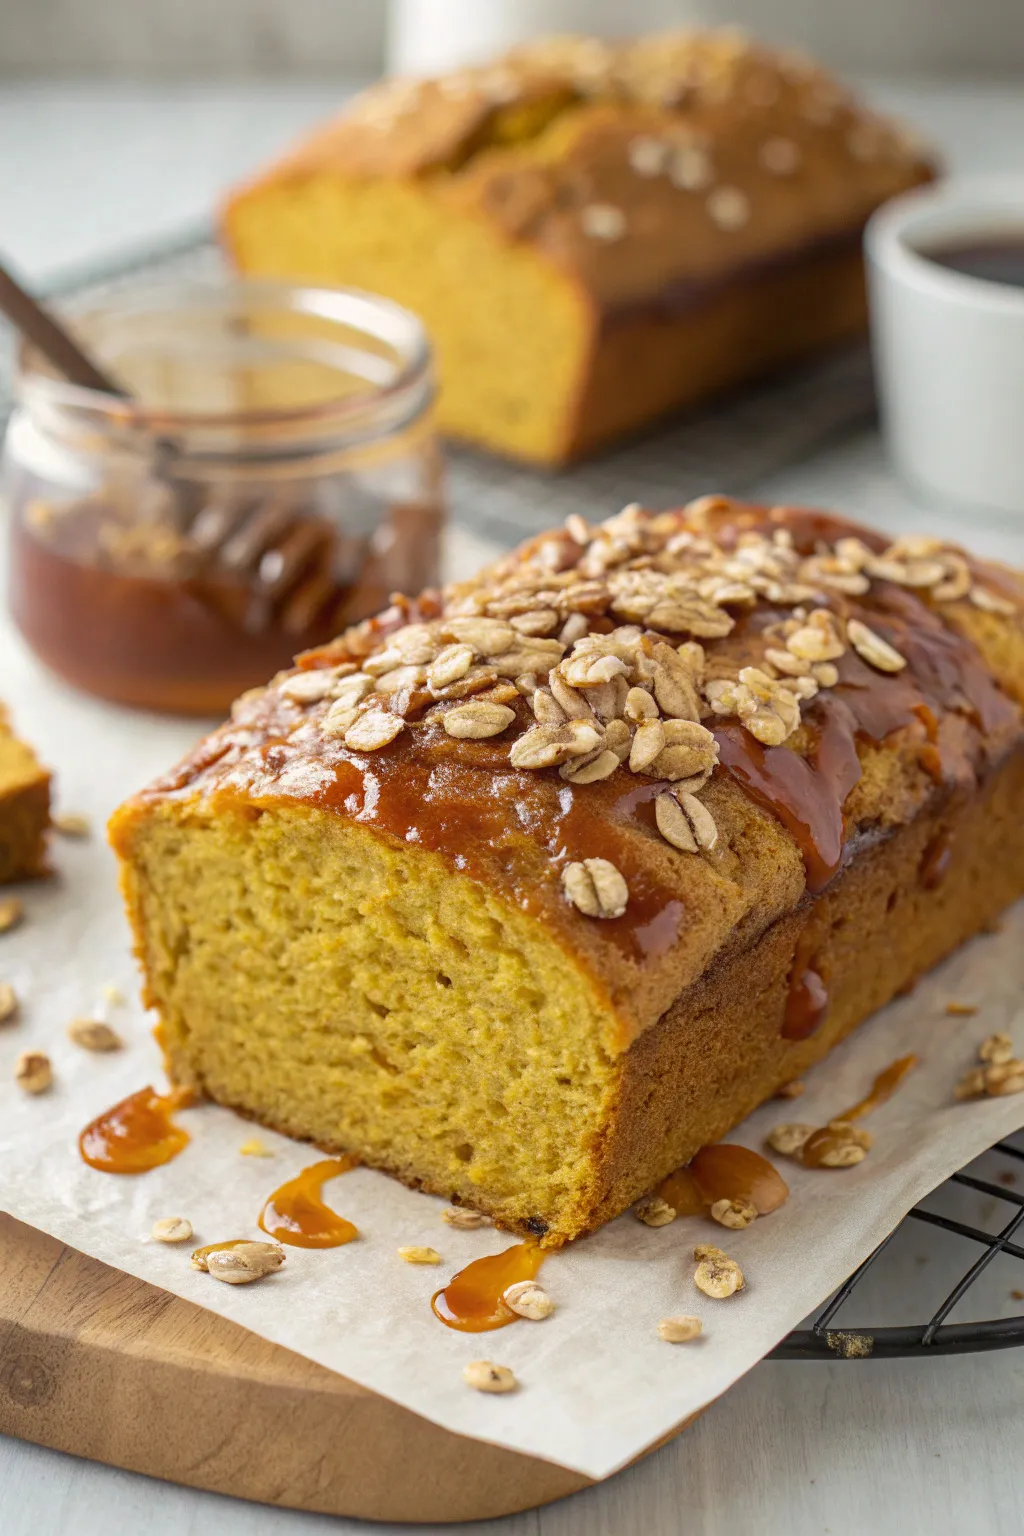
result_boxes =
[656,1144,789,1215]
[920,827,954,889]
[835,1053,919,1123]
[709,510,1015,892]
[258,1156,359,1248]
[191,1239,253,1264]
[800,1054,919,1168]
[79,1085,191,1174]
[431,1240,544,1332]
[655,1163,709,1216]
[800,1126,857,1168]
[715,699,862,893]
[783,963,830,1042]
[690,1143,790,1213]
[138,504,1019,982]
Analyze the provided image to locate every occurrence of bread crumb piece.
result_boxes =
[979,1032,1014,1065]
[67,1018,123,1052]
[1011,1289,1024,1301]
[945,1002,978,1017]
[694,1244,744,1298]
[102,984,126,1007]
[658,1315,703,1343]
[239,1137,273,1157]
[710,1197,757,1230]
[151,1217,193,1244]
[826,1329,874,1358]
[775,1080,805,1099]
[635,1195,677,1228]
[442,1206,490,1229]
[0,897,24,934]
[0,982,18,1024]
[503,1281,553,1320]
[15,1049,52,1094]
[53,812,91,838]
[463,1361,517,1394]
[203,1242,285,1283]
[398,1245,441,1265]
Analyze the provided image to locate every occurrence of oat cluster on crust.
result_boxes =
[265,498,1014,918]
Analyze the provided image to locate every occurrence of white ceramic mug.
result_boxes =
[866,178,1024,521]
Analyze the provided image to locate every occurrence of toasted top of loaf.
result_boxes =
[115,499,1023,1048]
[228,30,933,311]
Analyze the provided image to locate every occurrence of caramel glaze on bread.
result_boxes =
[222,30,934,465]
[110,498,1024,1242]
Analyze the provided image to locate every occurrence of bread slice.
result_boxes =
[110,500,1024,1241]
[222,31,932,465]
[0,707,50,883]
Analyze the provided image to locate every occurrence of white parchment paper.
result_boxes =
[3,590,1024,1483]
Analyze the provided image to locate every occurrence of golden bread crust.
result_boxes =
[0,706,50,883]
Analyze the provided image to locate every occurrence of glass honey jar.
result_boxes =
[4,277,444,715]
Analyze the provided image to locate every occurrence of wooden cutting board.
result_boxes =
[0,1214,690,1523]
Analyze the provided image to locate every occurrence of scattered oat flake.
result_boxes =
[1012,1289,1024,1301]
[710,1197,757,1230]
[767,1122,815,1157]
[775,1080,805,1099]
[204,1242,285,1284]
[151,1217,193,1244]
[0,982,18,1024]
[658,1315,703,1343]
[503,1280,553,1320]
[442,1206,490,1229]
[463,1360,517,1394]
[398,1245,441,1265]
[0,897,23,934]
[53,811,91,838]
[694,1244,744,1299]
[67,1018,123,1052]
[635,1195,677,1228]
[945,1002,978,1017]
[978,1032,1013,1064]
[239,1137,273,1157]
[15,1049,52,1094]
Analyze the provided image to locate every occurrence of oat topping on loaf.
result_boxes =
[259,497,1020,897]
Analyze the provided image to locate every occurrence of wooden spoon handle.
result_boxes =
[0,258,127,396]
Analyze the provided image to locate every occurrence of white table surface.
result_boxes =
[3,76,1024,1536]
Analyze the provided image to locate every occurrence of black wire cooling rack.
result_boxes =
[4,227,1024,1362]
[772,1137,1024,1359]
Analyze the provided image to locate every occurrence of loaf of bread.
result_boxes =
[0,707,50,884]
[222,31,932,465]
[110,498,1024,1242]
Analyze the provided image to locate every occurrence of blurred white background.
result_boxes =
[1,0,1023,76]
